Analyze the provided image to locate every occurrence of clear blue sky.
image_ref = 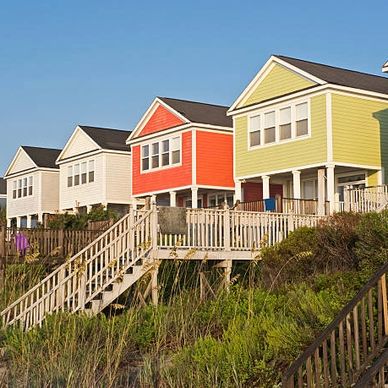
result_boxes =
[1,0,387,173]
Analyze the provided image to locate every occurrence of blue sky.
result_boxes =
[0,0,387,173]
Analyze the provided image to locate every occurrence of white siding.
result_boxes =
[60,128,99,160]
[105,153,132,203]
[7,172,41,218]
[40,171,60,213]
[59,154,105,210]
[8,149,35,176]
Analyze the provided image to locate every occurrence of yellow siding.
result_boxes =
[367,171,379,187]
[240,64,316,108]
[235,94,327,177]
[332,94,388,182]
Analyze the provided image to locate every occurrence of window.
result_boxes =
[12,181,17,199]
[81,162,87,184]
[249,115,261,147]
[28,176,33,196]
[67,166,73,187]
[142,145,149,171]
[161,140,169,166]
[141,136,181,172]
[18,179,22,198]
[151,143,159,168]
[280,107,292,140]
[74,164,80,186]
[89,160,95,183]
[171,137,180,164]
[22,178,27,197]
[296,103,308,136]
[264,111,276,144]
[248,100,309,148]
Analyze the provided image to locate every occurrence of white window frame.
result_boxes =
[208,192,234,208]
[247,98,311,150]
[66,159,96,188]
[140,134,182,173]
[13,175,33,199]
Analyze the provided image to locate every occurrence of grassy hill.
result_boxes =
[1,211,387,387]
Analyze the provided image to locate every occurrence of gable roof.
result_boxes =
[0,178,6,195]
[21,146,62,169]
[158,97,232,128]
[383,60,388,73]
[78,126,131,152]
[275,55,388,95]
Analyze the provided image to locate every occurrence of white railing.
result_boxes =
[1,206,156,329]
[159,208,325,251]
[345,185,388,213]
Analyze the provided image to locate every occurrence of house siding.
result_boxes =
[6,171,41,218]
[196,130,234,188]
[62,128,99,159]
[40,171,60,213]
[235,93,327,178]
[9,150,35,175]
[138,105,185,137]
[240,64,316,108]
[59,154,105,210]
[105,153,132,203]
[132,131,192,195]
[332,93,388,181]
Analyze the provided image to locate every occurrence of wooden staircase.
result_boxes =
[0,205,158,330]
[282,262,388,387]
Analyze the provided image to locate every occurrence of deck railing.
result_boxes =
[238,198,329,215]
[0,207,154,329]
[345,185,388,213]
[282,261,388,387]
[159,208,325,250]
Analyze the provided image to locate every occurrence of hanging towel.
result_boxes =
[264,198,276,212]
[15,233,30,254]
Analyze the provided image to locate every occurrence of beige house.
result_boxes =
[56,125,132,215]
[4,146,61,227]
[0,178,6,209]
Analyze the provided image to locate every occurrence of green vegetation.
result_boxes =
[47,205,118,230]
[0,211,387,387]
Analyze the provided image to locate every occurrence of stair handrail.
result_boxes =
[282,261,388,387]
[0,207,152,328]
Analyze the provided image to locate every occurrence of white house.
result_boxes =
[56,125,132,215]
[0,178,6,210]
[4,146,61,227]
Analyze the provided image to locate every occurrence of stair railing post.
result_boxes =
[224,206,231,251]
[0,226,5,288]
[381,273,388,336]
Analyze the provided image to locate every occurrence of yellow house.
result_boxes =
[228,55,388,213]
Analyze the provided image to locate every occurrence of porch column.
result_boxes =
[150,195,156,205]
[262,175,270,199]
[317,168,326,215]
[26,215,32,228]
[38,213,43,225]
[191,187,198,209]
[292,170,301,199]
[86,205,93,213]
[16,216,21,228]
[170,191,177,207]
[6,218,11,228]
[234,180,242,202]
[326,164,335,214]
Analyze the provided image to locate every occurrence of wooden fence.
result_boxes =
[282,261,388,387]
[159,208,324,251]
[0,227,104,261]
[238,198,329,215]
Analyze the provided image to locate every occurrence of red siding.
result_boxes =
[243,182,283,201]
[138,105,185,137]
[196,130,234,188]
[132,131,192,195]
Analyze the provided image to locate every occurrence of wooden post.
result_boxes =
[381,274,388,336]
[59,228,65,258]
[0,226,5,288]
[199,272,206,301]
[224,207,231,251]
[224,260,232,291]
[151,203,158,253]
[151,266,158,306]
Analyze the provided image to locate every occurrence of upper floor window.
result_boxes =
[248,100,309,148]
[13,176,33,199]
[67,159,95,188]
[141,136,181,172]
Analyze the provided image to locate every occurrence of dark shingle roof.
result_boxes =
[0,178,6,195]
[276,55,388,95]
[21,146,62,169]
[79,126,131,152]
[158,97,232,127]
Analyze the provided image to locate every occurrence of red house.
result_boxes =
[127,97,237,208]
